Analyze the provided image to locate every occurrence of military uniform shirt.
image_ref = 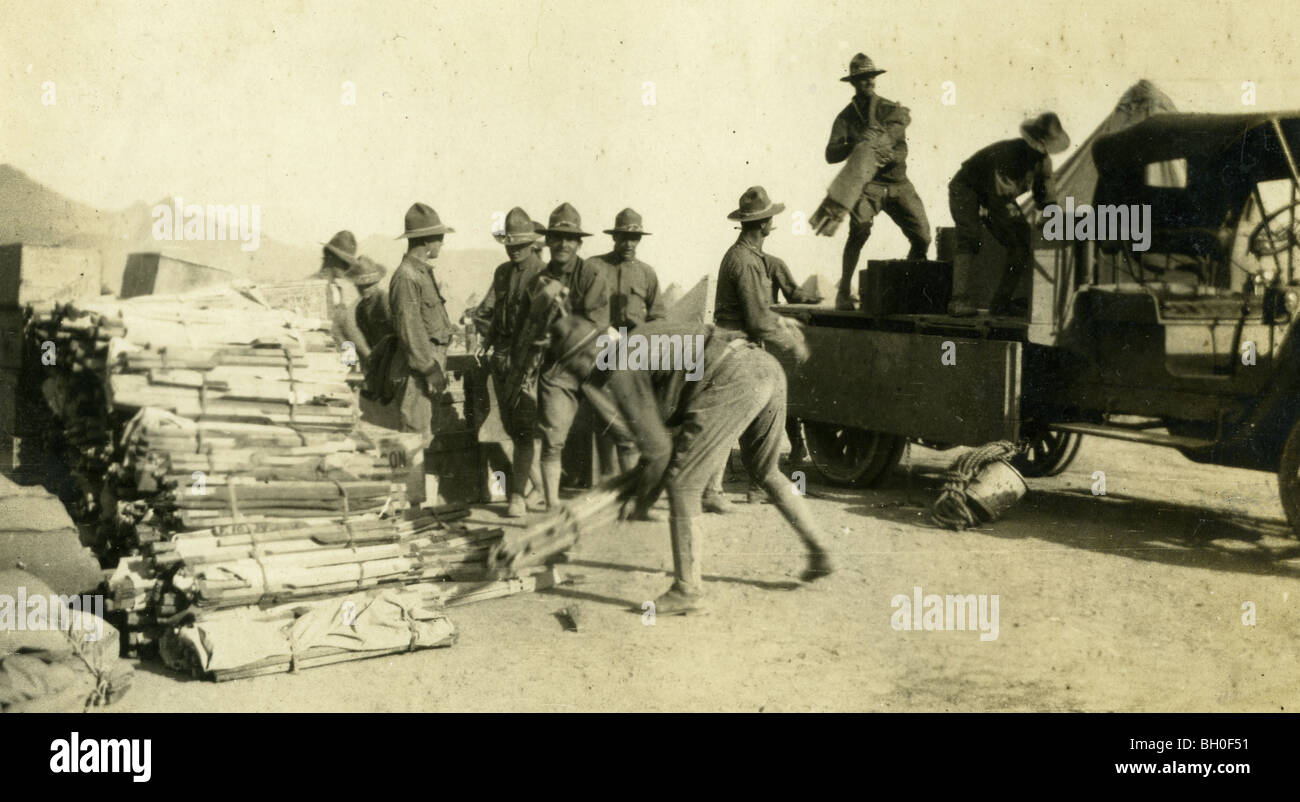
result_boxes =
[586,253,665,329]
[388,252,454,377]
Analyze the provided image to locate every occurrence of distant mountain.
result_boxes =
[0,164,118,253]
[0,164,497,317]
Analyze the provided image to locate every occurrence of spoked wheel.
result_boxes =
[1276,418,1300,538]
[803,422,906,487]
[1011,429,1083,478]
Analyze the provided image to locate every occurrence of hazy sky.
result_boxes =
[4,0,1300,288]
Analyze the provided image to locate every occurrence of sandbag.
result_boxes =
[0,569,131,712]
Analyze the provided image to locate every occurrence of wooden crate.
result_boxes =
[253,279,332,320]
[0,244,101,307]
[119,252,235,298]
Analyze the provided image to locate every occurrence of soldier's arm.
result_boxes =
[825,113,855,164]
[767,256,802,303]
[879,102,912,142]
[332,281,370,362]
[606,369,673,510]
[736,259,797,352]
[389,274,441,378]
[644,267,665,322]
[471,275,498,339]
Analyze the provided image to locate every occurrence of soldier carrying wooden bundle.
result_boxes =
[812,53,931,311]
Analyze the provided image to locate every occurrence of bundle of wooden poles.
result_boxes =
[106,506,561,663]
[23,288,373,560]
[22,284,566,679]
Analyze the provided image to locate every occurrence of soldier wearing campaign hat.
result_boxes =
[389,202,456,443]
[473,207,547,517]
[521,203,633,512]
[825,52,931,310]
[706,186,811,513]
[946,112,1070,317]
[587,208,666,331]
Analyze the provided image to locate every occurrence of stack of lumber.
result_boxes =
[106,505,558,660]
[20,286,392,560]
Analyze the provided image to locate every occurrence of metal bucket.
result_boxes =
[965,459,1027,522]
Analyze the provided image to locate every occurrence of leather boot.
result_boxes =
[947,252,978,317]
[701,489,735,514]
[541,458,563,511]
[505,493,527,519]
[763,473,835,583]
[508,437,536,516]
[655,506,707,615]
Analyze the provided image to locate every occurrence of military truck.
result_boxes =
[776,111,1300,534]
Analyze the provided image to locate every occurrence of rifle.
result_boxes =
[502,278,569,411]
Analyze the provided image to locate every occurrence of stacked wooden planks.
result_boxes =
[22,287,387,560]
[18,283,558,679]
[106,505,559,662]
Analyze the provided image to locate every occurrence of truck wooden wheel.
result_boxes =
[1011,430,1082,478]
[1275,419,1300,538]
[803,422,906,487]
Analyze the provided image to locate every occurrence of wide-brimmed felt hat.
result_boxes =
[1020,111,1071,155]
[397,202,455,239]
[493,207,542,246]
[840,53,886,82]
[604,207,651,236]
[345,255,387,288]
[727,186,786,222]
[541,202,592,237]
[320,230,359,265]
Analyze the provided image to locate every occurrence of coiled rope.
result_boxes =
[929,440,1025,530]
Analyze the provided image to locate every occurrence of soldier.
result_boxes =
[346,256,391,367]
[389,202,456,443]
[587,208,666,330]
[311,230,358,280]
[708,186,803,511]
[312,230,368,363]
[544,314,833,615]
[946,112,1069,317]
[525,203,629,510]
[473,207,547,518]
[586,208,666,480]
[825,53,930,311]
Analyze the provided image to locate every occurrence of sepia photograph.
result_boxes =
[1,0,1297,753]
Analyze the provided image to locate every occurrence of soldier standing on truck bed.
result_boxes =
[825,53,931,311]
[473,207,547,518]
[946,112,1070,317]
[542,314,833,615]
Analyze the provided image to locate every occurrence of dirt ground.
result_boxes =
[86,436,1296,713]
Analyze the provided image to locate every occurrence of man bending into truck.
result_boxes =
[946,112,1070,317]
[542,314,835,616]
